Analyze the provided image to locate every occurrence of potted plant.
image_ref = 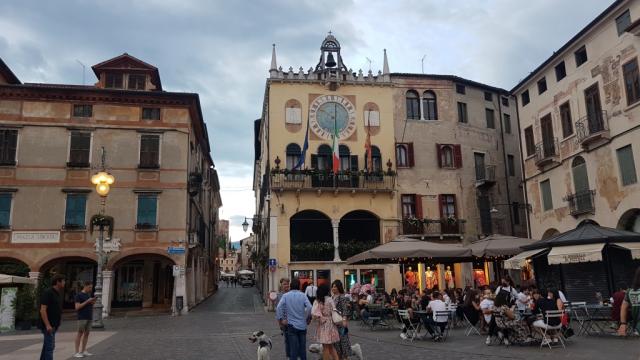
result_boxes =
[13,285,37,330]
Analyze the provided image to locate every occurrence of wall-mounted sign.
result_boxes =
[95,238,121,253]
[11,231,60,244]
[168,246,186,255]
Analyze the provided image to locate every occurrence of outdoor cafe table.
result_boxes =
[583,304,614,336]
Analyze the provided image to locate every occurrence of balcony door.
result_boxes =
[474,152,486,181]
[572,156,591,211]
[584,84,603,134]
[540,114,555,157]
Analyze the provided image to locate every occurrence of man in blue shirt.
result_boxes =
[73,281,96,358]
[276,278,312,360]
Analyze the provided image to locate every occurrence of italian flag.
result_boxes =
[332,122,340,173]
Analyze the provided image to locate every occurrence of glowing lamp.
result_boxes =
[91,171,115,197]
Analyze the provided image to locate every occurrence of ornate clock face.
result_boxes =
[308,95,357,140]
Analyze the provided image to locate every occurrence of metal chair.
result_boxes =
[397,309,421,342]
[535,310,566,349]
[463,312,481,336]
[434,310,453,342]
[567,301,589,336]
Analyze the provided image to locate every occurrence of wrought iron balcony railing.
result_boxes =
[271,171,395,192]
[564,190,596,216]
[534,138,559,166]
[475,165,496,188]
[401,218,466,236]
[575,110,609,147]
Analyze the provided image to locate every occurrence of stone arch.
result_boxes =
[36,253,98,309]
[107,248,178,270]
[34,252,97,273]
[0,255,31,276]
[290,210,333,262]
[617,208,640,232]
[0,252,34,272]
[541,228,560,240]
[338,210,380,260]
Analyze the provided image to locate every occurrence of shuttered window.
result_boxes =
[137,194,158,227]
[540,179,553,211]
[524,126,535,156]
[507,154,516,176]
[436,144,462,169]
[0,193,12,228]
[139,134,160,169]
[503,114,511,134]
[64,194,87,228]
[485,108,495,129]
[0,130,18,165]
[401,195,416,218]
[617,144,638,186]
[560,102,573,138]
[396,143,414,168]
[68,132,91,167]
[457,102,468,123]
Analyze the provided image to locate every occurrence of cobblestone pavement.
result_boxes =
[1,285,639,359]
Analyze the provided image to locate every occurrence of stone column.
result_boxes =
[332,219,341,262]
[28,272,41,291]
[101,271,113,317]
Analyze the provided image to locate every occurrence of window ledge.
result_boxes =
[66,162,91,169]
[137,165,160,171]
[406,119,439,123]
[0,226,11,231]
[135,225,159,231]
[624,99,640,112]
[62,225,87,231]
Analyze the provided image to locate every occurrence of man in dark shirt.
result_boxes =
[74,281,96,358]
[39,274,65,360]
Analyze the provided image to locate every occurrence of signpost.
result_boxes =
[167,246,186,255]
[268,258,277,266]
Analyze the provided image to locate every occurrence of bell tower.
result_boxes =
[314,32,348,89]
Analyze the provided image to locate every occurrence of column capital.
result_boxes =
[28,271,41,280]
[102,270,114,278]
[331,219,340,228]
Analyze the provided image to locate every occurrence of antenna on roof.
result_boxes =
[75,60,86,85]
[365,57,372,73]
[421,54,427,74]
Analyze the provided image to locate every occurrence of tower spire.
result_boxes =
[382,48,389,75]
[270,44,277,71]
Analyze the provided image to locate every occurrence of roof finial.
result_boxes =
[270,43,277,71]
[383,49,389,75]
[328,30,332,35]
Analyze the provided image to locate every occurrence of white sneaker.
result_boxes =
[503,339,510,345]
[541,338,551,346]
[82,351,93,356]
[73,353,84,358]
[400,332,408,340]
[485,336,491,345]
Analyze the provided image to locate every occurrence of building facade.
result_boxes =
[513,0,640,239]
[392,74,526,288]
[0,54,222,315]
[239,234,255,270]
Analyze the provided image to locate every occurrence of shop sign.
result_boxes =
[95,238,121,253]
[11,231,60,244]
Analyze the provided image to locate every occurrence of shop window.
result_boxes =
[360,269,385,292]
[344,269,357,291]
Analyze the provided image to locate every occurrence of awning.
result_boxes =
[612,242,640,259]
[467,234,537,257]
[547,243,605,265]
[0,274,36,285]
[504,249,546,269]
[345,237,473,265]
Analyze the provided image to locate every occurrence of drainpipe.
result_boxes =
[497,93,514,236]
[514,96,532,239]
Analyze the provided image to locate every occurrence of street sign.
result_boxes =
[269,265,276,272]
[268,258,277,266]
[167,246,186,255]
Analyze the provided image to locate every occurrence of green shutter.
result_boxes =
[540,180,553,211]
[0,194,11,227]
[65,194,86,226]
[617,145,638,186]
[137,195,157,226]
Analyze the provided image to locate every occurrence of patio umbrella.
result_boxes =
[345,236,473,265]
[0,274,36,285]
[523,221,640,250]
[467,234,537,257]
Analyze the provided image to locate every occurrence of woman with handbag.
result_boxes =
[312,284,340,360]
[331,280,352,359]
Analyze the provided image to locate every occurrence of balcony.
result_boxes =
[475,165,496,188]
[565,190,596,217]
[534,139,559,167]
[290,242,334,262]
[575,111,609,148]
[401,218,466,238]
[271,170,395,193]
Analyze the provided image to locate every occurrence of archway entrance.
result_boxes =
[541,228,560,240]
[290,210,333,262]
[338,210,380,260]
[0,258,30,277]
[40,257,97,309]
[618,208,640,232]
[112,254,175,309]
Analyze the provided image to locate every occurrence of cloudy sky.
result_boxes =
[0,0,610,242]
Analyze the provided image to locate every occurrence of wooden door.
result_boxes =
[584,84,603,133]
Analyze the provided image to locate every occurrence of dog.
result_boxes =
[248,330,272,360]
[308,343,363,359]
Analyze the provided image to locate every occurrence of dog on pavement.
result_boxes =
[248,330,272,360]
[308,342,363,359]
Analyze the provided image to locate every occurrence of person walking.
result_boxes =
[276,278,291,360]
[305,281,317,305]
[38,274,65,360]
[312,284,340,360]
[331,280,352,360]
[276,278,312,360]
[618,267,640,336]
[73,281,96,358]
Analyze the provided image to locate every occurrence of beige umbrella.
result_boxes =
[345,236,473,264]
[0,274,36,285]
[467,234,537,257]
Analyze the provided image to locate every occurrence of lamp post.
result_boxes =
[90,147,115,329]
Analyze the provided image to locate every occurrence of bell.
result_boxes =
[325,52,337,68]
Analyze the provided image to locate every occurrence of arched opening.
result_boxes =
[571,156,593,214]
[618,208,640,232]
[440,145,454,168]
[0,258,30,277]
[396,144,408,167]
[422,90,438,120]
[111,254,175,310]
[338,210,380,260]
[39,256,97,309]
[339,144,351,171]
[285,143,301,170]
[406,90,420,120]
[290,210,333,262]
[365,146,382,172]
[541,228,560,240]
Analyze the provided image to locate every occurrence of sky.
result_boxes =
[0,0,611,242]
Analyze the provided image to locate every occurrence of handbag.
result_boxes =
[332,309,344,325]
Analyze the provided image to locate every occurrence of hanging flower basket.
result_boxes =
[89,214,115,239]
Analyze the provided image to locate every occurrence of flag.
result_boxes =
[332,119,340,173]
[292,115,309,170]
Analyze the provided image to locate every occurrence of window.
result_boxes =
[537,77,547,94]
[285,143,301,170]
[617,145,638,186]
[73,104,92,118]
[575,46,588,67]
[503,114,511,134]
[484,92,493,101]
[64,194,87,228]
[524,126,535,157]
[338,145,350,171]
[512,202,521,225]
[623,59,640,105]
[440,145,454,168]
[359,269,385,292]
[137,194,158,228]
[105,73,123,89]
[128,74,146,90]
[436,144,462,169]
[68,132,91,167]
[405,90,420,120]
[0,193,12,228]
[507,154,516,176]
[367,146,382,172]
[560,102,573,138]
[474,152,486,181]
[401,195,416,218]
[616,9,631,36]
[422,91,437,120]
[0,129,18,166]
[139,134,160,169]
[555,61,566,81]
[521,90,530,106]
[501,97,509,107]
[485,108,495,129]
[457,102,468,123]
[142,107,161,120]
[396,143,414,167]
[540,179,553,211]
[455,84,466,94]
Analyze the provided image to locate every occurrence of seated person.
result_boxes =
[399,298,420,339]
[420,291,448,341]
[612,282,628,325]
[479,290,495,345]
[494,292,532,345]
[462,289,481,326]
[532,289,563,344]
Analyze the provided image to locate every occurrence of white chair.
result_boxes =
[534,310,565,349]
[463,312,481,336]
[397,309,421,342]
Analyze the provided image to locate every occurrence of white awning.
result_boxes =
[0,274,36,285]
[548,243,605,265]
[504,249,546,269]
[613,242,640,259]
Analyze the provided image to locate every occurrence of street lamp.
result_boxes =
[90,147,115,329]
[242,216,262,232]
[489,202,531,237]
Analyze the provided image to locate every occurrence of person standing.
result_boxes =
[331,280,352,360]
[618,267,640,336]
[276,278,291,360]
[312,284,340,360]
[38,274,65,360]
[276,278,312,360]
[305,281,317,305]
[73,281,96,358]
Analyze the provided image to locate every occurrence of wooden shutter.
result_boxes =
[453,145,462,168]
[437,194,444,218]
[436,144,442,168]
[140,135,160,168]
[407,143,415,167]
[414,194,423,219]
[70,132,91,165]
